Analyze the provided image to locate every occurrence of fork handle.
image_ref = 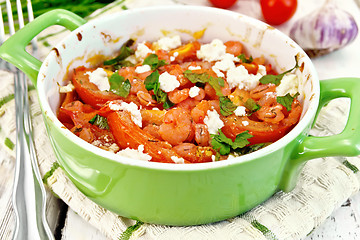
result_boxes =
[12,70,54,240]
[0,9,86,84]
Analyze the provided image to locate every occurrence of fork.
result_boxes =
[0,0,54,239]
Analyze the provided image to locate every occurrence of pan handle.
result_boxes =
[0,9,86,85]
[280,77,360,191]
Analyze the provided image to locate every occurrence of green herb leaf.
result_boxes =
[184,70,224,97]
[233,131,254,149]
[89,114,109,130]
[143,54,167,70]
[259,56,299,86]
[144,70,174,109]
[219,96,237,116]
[211,129,253,155]
[103,39,135,66]
[237,54,253,63]
[109,73,131,98]
[244,98,260,113]
[277,92,300,111]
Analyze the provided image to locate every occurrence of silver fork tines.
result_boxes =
[0,1,54,239]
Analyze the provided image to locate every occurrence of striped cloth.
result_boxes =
[0,0,359,239]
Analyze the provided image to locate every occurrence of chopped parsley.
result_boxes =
[144,70,174,109]
[277,92,300,111]
[103,39,135,68]
[183,70,224,97]
[219,96,237,116]
[244,98,261,113]
[259,56,299,86]
[89,114,109,130]
[211,129,253,156]
[237,54,253,63]
[143,54,168,70]
[109,72,131,98]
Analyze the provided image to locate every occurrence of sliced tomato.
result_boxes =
[222,115,292,144]
[72,66,122,108]
[107,111,182,163]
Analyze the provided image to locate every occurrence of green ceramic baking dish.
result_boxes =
[0,6,359,226]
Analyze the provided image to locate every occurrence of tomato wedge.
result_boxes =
[72,66,122,108]
[107,111,182,163]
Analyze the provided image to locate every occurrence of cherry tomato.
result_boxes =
[209,0,237,9]
[260,0,297,25]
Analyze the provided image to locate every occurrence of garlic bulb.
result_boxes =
[289,0,358,57]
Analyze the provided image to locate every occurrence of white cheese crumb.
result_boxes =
[189,86,201,98]
[117,145,152,161]
[153,35,182,51]
[171,156,185,164]
[212,53,237,78]
[242,121,249,126]
[257,65,267,76]
[159,71,180,92]
[59,83,75,93]
[135,64,151,74]
[276,73,299,96]
[227,65,263,91]
[170,56,175,62]
[109,101,143,127]
[211,155,216,162]
[85,68,110,91]
[196,39,227,62]
[234,106,247,116]
[135,42,154,61]
[204,110,224,134]
[188,65,201,70]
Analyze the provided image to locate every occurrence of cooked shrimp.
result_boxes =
[140,109,166,126]
[137,91,157,106]
[250,84,276,100]
[173,143,215,163]
[224,40,243,56]
[255,92,285,123]
[168,88,190,104]
[194,123,210,146]
[191,100,220,123]
[158,108,193,145]
[281,99,302,126]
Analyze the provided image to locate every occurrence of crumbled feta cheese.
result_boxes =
[59,83,75,93]
[189,86,201,98]
[188,65,201,70]
[135,42,154,60]
[170,56,176,62]
[117,145,152,161]
[196,39,227,62]
[109,101,142,127]
[242,121,249,126]
[135,64,151,74]
[171,156,185,164]
[204,110,224,134]
[85,68,110,91]
[211,155,216,162]
[153,35,182,51]
[159,71,180,92]
[257,65,267,76]
[226,65,262,91]
[212,53,237,77]
[234,106,247,116]
[276,73,299,96]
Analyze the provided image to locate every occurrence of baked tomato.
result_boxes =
[260,0,297,25]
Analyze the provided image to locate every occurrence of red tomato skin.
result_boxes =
[209,0,237,9]
[260,0,297,25]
